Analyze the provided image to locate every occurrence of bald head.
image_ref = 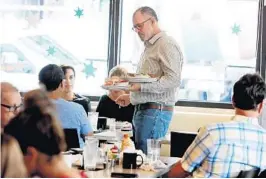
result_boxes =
[132,6,160,42]
[1,82,19,100]
[133,6,158,21]
[1,82,22,129]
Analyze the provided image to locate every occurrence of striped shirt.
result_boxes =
[181,115,266,178]
[130,31,183,105]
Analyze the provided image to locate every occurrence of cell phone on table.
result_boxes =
[70,148,83,154]
[111,172,138,178]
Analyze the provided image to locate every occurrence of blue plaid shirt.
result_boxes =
[181,115,266,178]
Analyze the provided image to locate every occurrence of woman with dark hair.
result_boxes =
[4,89,87,178]
[61,65,91,115]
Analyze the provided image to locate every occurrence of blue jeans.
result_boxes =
[133,108,173,154]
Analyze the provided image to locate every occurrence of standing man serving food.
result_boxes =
[116,6,183,153]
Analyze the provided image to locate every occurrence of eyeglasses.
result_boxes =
[132,18,151,31]
[1,103,23,112]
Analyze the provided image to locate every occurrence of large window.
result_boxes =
[0,0,110,96]
[120,0,259,103]
[1,0,264,107]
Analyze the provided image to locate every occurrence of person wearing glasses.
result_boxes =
[4,89,88,178]
[116,6,183,154]
[0,82,23,130]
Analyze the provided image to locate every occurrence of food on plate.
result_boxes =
[104,78,129,87]
[127,73,150,78]
[104,77,128,86]
[114,80,129,87]
[104,80,114,86]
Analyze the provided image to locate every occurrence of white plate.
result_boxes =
[127,77,157,83]
[101,85,129,90]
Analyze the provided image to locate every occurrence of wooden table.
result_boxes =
[83,157,180,178]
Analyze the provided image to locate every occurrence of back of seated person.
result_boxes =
[1,133,27,178]
[38,64,93,148]
[96,66,135,123]
[4,89,87,178]
[168,73,266,178]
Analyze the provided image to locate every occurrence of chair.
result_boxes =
[170,131,197,157]
[237,168,260,178]
[97,117,107,130]
[63,128,80,151]
[257,169,266,178]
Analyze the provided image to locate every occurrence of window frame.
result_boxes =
[90,0,266,109]
[2,0,264,109]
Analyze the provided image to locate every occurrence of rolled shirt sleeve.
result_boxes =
[78,105,93,135]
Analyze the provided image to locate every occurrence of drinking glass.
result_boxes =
[88,112,99,131]
[147,139,161,163]
[63,154,72,168]
[83,137,99,170]
[108,118,116,132]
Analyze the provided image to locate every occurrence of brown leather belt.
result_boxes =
[136,102,174,111]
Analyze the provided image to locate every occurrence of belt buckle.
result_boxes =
[138,104,142,111]
[158,103,163,111]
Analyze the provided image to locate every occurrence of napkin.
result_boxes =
[140,160,167,171]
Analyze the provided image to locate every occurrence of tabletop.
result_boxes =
[83,156,180,178]
[94,130,133,141]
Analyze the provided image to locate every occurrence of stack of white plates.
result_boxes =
[101,85,129,90]
[126,77,157,83]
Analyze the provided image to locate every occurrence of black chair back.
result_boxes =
[63,128,80,150]
[170,131,197,157]
[258,169,266,178]
[237,168,260,178]
[97,117,107,130]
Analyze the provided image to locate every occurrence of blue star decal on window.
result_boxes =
[231,23,241,35]
[47,46,56,56]
[82,62,96,78]
[23,67,32,73]
[74,7,84,18]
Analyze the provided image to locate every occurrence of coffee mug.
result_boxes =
[122,152,143,169]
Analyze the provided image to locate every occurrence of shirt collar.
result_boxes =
[231,115,260,126]
[145,31,165,46]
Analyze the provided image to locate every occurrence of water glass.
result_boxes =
[88,112,99,131]
[108,118,116,132]
[147,139,161,163]
[83,137,99,170]
[98,144,108,162]
[62,154,72,168]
